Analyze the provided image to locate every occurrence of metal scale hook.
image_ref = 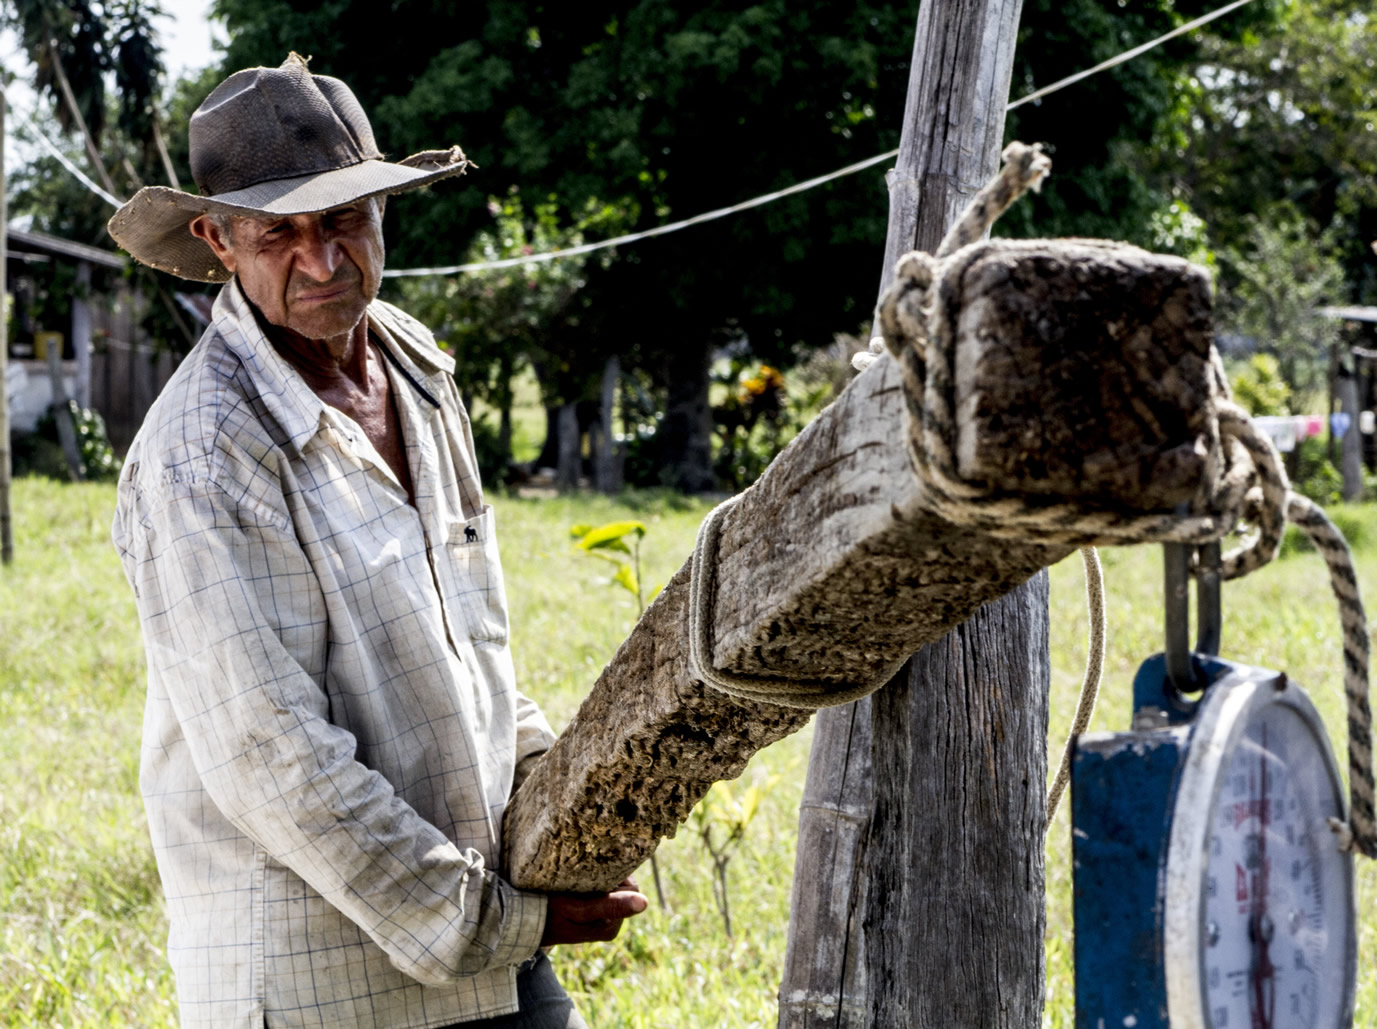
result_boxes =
[1163,540,1222,693]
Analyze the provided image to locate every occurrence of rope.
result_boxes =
[1283,494,1377,858]
[689,141,1374,858]
[687,491,911,709]
[1045,547,1106,827]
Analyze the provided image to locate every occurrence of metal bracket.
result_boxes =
[1163,541,1222,694]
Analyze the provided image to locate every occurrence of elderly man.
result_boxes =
[107,53,645,1029]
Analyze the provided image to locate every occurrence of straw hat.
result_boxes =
[107,53,470,283]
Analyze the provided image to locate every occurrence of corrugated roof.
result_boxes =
[5,226,126,269]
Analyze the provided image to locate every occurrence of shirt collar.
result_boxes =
[211,280,325,455]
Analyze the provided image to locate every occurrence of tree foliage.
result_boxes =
[6,0,1317,487]
[394,189,628,476]
[1159,0,1377,302]
[2,0,168,161]
[1219,210,1346,396]
[1000,0,1277,245]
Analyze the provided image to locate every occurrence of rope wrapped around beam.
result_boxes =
[691,141,1375,857]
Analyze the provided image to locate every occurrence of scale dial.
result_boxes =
[1165,671,1356,1029]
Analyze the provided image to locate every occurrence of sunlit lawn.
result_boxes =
[2,477,1375,1026]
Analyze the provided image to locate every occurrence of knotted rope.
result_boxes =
[687,141,1375,857]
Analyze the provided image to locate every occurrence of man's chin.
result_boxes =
[283,298,370,342]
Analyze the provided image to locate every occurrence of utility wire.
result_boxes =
[383,147,903,278]
[0,82,124,207]
[0,0,1256,275]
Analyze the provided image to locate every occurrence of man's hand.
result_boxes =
[540,878,648,947]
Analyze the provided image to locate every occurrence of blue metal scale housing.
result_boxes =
[1072,654,1356,1029]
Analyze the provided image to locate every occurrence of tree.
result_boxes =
[1219,210,1346,397]
[1158,0,1377,302]
[999,0,1277,246]
[214,0,916,489]
[2,0,173,186]
[2,2,220,352]
[394,189,627,480]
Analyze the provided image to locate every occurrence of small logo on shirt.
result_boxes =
[464,525,479,544]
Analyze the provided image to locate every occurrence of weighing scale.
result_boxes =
[1073,542,1358,1029]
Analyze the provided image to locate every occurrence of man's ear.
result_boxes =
[189,214,236,272]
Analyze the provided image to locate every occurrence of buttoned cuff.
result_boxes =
[490,878,548,967]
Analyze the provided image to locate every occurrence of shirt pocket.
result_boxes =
[444,505,510,645]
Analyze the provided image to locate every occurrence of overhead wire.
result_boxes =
[0,81,124,207]
[0,0,1257,275]
[384,0,1257,278]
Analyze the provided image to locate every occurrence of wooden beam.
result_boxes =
[503,238,1215,892]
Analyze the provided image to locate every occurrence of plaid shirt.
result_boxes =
[113,282,555,1029]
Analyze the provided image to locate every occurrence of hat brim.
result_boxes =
[107,150,470,283]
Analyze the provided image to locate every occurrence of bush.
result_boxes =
[16,402,121,482]
[1230,353,1292,416]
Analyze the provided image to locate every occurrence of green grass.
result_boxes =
[2,477,1377,1026]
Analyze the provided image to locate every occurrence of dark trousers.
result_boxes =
[437,952,587,1029]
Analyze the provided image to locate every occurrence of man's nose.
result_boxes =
[293,221,343,281]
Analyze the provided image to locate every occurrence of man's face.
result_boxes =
[193,200,385,342]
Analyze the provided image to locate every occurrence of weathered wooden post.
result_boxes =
[0,85,12,565]
[778,1,1035,1025]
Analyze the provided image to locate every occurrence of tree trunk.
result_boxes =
[663,337,715,493]
[556,401,580,490]
[593,355,622,494]
[780,0,1031,1025]
[537,403,560,471]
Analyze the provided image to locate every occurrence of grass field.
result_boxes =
[1,476,1375,1027]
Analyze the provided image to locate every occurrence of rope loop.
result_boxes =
[686,491,909,710]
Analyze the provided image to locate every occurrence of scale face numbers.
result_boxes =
[1164,671,1356,1029]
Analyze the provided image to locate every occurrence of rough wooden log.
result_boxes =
[503,245,1216,892]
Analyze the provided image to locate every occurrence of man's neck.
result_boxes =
[245,293,373,394]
